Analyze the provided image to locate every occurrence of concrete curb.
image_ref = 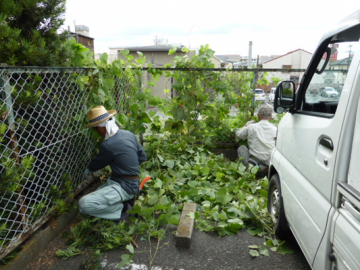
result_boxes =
[175,202,197,249]
[0,208,78,270]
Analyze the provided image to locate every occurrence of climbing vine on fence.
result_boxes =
[53,45,292,268]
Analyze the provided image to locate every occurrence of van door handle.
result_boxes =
[320,137,333,150]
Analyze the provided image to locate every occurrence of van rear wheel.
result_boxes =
[268,174,290,239]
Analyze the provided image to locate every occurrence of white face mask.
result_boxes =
[94,117,119,140]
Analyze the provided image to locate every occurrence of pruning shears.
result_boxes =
[132,176,151,203]
[138,176,151,197]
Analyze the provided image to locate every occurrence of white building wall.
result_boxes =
[210,56,221,68]
[262,50,313,84]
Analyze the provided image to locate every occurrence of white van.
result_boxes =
[268,10,360,270]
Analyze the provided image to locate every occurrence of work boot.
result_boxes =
[119,202,133,221]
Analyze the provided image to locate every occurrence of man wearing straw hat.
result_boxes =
[80,105,147,221]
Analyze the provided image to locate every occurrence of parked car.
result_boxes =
[254,89,266,102]
[269,10,360,270]
[320,87,338,98]
[269,87,276,102]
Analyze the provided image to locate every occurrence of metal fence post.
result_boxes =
[251,70,258,116]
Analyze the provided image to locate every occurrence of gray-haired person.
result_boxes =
[80,106,147,221]
[235,105,277,175]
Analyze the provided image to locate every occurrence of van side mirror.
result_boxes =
[274,81,296,114]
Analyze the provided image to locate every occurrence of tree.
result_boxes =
[0,0,77,66]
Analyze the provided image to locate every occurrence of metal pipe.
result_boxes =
[248,41,253,68]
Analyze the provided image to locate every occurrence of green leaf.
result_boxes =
[153,178,163,188]
[225,223,242,232]
[248,245,259,249]
[99,53,108,65]
[159,195,171,206]
[188,187,198,196]
[118,254,133,268]
[277,242,294,255]
[172,106,184,120]
[163,160,175,169]
[141,207,154,219]
[102,78,115,89]
[147,195,159,205]
[154,204,167,211]
[169,47,177,55]
[265,239,274,247]
[249,250,259,257]
[202,200,211,208]
[130,103,139,112]
[188,181,199,187]
[181,47,189,53]
[157,154,164,163]
[168,215,180,225]
[250,165,259,175]
[128,205,142,215]
[201,167,210,175]
[227,207,241,216]
[126,244,134,254]
[237,190,245,202]
[227,218,243,224]
[217,211,227,221]
[215,172,224,180]
[116,114,128,126]
[247,227,263,236]
[259,246,269,256]
[215,187,232,205]
[259,189,268,198]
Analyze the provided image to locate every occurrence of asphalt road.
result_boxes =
[26,224,311,270]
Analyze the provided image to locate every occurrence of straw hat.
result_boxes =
[84,106,117,128]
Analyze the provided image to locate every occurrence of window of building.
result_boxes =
[282,65,292,73]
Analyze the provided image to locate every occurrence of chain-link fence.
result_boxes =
[0,67,139,259]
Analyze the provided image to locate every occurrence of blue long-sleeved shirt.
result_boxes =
[89,130,147,194]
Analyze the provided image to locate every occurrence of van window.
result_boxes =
[301,38,359,116]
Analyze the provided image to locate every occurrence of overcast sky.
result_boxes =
[63,0,359,58]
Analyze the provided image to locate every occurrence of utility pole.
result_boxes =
[248,41,252,69]
[73,20,78,43]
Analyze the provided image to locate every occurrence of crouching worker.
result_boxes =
[235,105,277,177]
[80,106,147,222]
